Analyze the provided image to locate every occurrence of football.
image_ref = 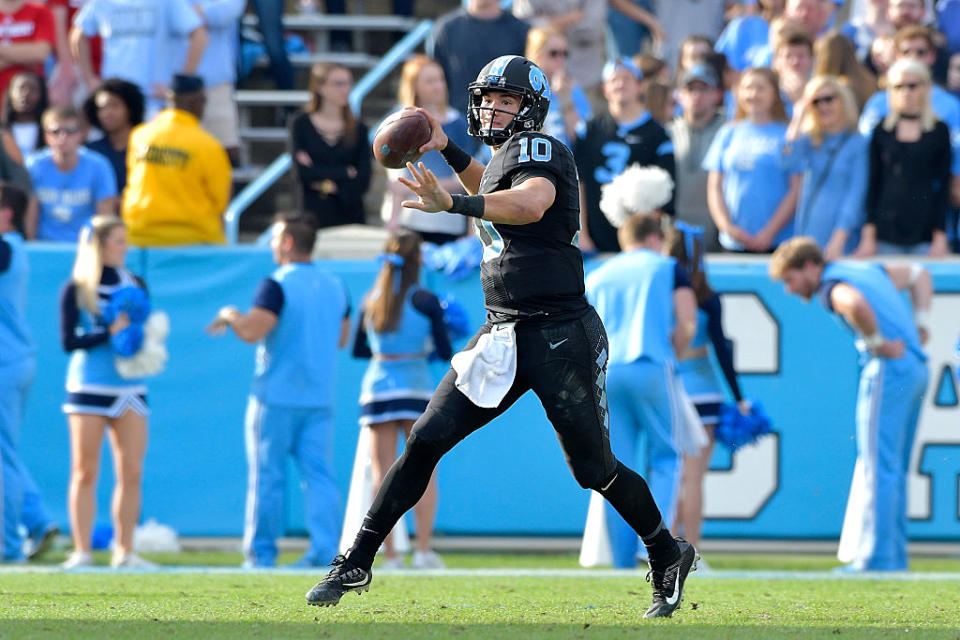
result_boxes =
[373,109,432,169]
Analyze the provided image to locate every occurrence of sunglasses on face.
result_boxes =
[45,127,80,137]
[811,94,837,107]
[546,49,569,59]
[893,81,924,91]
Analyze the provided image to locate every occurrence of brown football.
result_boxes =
[373,109,431,169]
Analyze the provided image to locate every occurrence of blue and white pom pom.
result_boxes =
[599,164,674,229]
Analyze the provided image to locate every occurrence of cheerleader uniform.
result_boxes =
[60,266,148,417]
[353,287,452,425]
[675,294,742,426]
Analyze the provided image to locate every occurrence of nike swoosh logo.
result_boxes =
[549,338,569,350]
[665,575,681,605]
[342,577,369,588]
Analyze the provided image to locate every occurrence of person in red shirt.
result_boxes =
[45,0,99,106]
[0,1,55,99]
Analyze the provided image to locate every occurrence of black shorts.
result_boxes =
[412,306,618,489]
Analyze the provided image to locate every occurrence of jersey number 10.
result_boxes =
[518,137,552,163]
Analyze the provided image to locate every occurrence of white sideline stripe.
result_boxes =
[3,566,960,581]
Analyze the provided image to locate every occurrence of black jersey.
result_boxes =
[475,130,589,322]
[573,112,675,252]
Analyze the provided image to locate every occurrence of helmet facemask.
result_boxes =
[468,89,541,146]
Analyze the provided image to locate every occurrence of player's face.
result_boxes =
[101,226,128,268]
[780,266,818,300]
[478,90,520,130]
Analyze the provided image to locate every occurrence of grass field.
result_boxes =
[2,551,960,639]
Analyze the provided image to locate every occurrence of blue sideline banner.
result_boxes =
[18,246,960,540]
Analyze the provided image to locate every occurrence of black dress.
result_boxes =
[289,112,372,229]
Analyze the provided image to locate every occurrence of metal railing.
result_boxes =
[224,19,434,244]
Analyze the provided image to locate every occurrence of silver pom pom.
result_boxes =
[598,165,674,228]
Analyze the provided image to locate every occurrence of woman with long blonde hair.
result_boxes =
[525,26,592,146]
[814,32,877,110]
[59,215,153,569]
[703,67,802,252]
[381,55,474,245]
[289,62,371,228]
[352,231,453,569]
[783,76,869,259]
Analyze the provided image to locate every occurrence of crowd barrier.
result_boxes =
[18,245,960,540]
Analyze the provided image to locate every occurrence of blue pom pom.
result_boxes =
[439,294,471,340]
[715,401,773,452]
[103,286,150,324]
[422,237,482,282]
[111,324,144,357]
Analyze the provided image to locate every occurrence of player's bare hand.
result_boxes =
[399,161,454,213]
[206,305,238,336]
[409,107,449,154]
[875,338,905,359]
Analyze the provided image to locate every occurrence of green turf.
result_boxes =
[2,570,960,640]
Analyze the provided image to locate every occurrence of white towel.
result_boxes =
[451,322,518,408]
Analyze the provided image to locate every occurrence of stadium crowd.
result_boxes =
[0,0,953,571]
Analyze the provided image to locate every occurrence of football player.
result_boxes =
[305,55,698,619]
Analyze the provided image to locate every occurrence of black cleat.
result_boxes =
[305,555,372,607]
[643,538,699,619]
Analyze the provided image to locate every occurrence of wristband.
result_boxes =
[863,332,885,351]
[914,309,931,331]
[217,305,239,324]
[448,194,485,218]
[440,139,472,174]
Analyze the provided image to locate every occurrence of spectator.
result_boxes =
[0,116,31,199]
[27,106,116,241]
[840,0,894,64]
[814,32,878,110]
[669,63,726,251]
[887,0,949,82]
[187,0,244,166]
[352,231,453,570]
[381,56,474,244]
[716,0,785,72]
[574,57,675,253]
[949,50,960,98]
[769,238,930,572]
[651,0,729,75]
[606,0,667,59]
[677,35,715,77]
[938,0,960,56]
[703,67,802,252]
[83,78,145,193]
[249,0,293,90]
[71,0,208,117]
[783,77,869,259]
[207,213,351,568]
[584,213,697,569]
[2,72,47,160]
[122,75,231,246]
[646,82,675,124]
[45,0,83,107]
[430,0,529,114]
[784,0,838,39]
[666,223,747,558]
[525,26,593,147]
[290,63,371,230]
[749,14,806,68]
[59,214,155,569]
[772,27,815,110]
[0,1,55,99]
[700,50,740,118]
[856,59,952,256]
[512,0,608,99]
[635,53,671,86]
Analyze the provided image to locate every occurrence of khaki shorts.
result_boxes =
[202,82,240,148]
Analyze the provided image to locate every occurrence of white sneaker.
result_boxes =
[411,550,445,570]
[61,551,94,569]
[381,555,405,570]
[110,552,158,569]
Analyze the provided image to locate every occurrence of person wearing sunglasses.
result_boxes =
[25,106,116,241]
[525,26,592,147]
[783,76,869,260]
[856,59,952,257]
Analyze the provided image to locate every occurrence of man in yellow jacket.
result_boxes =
[123,74,231,246]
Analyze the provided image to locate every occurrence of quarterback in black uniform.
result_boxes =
[305,55,697,619]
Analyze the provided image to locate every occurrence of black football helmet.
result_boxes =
[466,55,551,146]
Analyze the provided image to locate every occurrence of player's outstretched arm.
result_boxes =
[409,107,485,194]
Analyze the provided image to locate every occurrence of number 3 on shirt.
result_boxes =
[518,137,552,163]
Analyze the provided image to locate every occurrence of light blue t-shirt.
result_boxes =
[28,148,118,242]
[820,261,926,362]
[542,84,592,148]
[715,14,769,72]
[702,120,795,250]
[586,249,677,367]
[859,86,960,175]
[0,232,33,367]
[783,131,868,251]
[251,262,349,409]
[75,0,203,104]
[189,0,244,87]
